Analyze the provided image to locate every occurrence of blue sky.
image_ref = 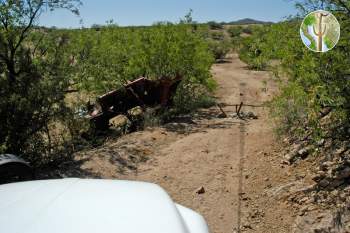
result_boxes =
[39,0,298,28]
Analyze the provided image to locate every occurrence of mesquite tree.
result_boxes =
[0,0,81,162]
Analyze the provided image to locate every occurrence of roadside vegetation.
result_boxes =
[238,0,350,208]
[234,2,350,229]
[239,0,349,148]
[0,2,220,166]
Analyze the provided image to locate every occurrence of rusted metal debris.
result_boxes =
[87,77,182,130]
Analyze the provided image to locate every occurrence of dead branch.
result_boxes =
[237,102,244,117]
[220,103,265,108]
[217,104,228,118]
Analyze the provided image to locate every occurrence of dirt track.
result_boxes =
[67,53,297,233]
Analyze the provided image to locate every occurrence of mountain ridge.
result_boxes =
[222,18,274,25]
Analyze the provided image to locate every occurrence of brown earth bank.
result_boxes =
[37,54,347,233]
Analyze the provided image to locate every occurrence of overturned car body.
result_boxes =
[87,77,182,130]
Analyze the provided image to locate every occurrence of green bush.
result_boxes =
[228,26,243,38]
[238,2,350,146]
[0,0,81,166]
[207,21,224,30]
[68,24,216,96]
[170,82,216,115]
[210,31,225,41]
[239,35,268,70]
[208,39,231,61]
[242,27,253,34]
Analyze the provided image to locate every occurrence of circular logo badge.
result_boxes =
[300,10,340,52]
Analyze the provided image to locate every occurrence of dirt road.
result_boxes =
[66,53,295,233]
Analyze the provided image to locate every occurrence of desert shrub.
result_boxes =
[239,0,350,146]
[0,0,82,166]
[272,20,350,141]
[228,26,243,38]
[129,24,215,87]
[207,21,224,30]
[238,22,289,70]
[269,83,310,137]
[70,23,216,100]
[210,31,225,40]
[170,81,216,115]
[231,37,243,51]
[242,27,253,34]
[208,39,231,60]
[239,35,268,70]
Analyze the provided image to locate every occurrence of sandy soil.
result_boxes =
[57,54,301,233]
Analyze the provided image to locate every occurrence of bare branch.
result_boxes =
[0,17,8,31]
[32,33,45,57]
[13,1,43,53]
[332,0,350,15]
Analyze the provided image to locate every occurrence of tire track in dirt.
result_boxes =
[236,82,247,233]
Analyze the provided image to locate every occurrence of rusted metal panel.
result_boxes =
[88,76,182,130]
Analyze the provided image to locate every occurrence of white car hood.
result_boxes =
[0,179,209,233]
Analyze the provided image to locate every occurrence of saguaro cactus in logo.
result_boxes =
[300,10,340,52]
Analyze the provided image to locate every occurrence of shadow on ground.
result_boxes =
[163,107,239,134]
[35,158,102,180]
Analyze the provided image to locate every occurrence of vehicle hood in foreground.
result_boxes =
[0,178,209,233]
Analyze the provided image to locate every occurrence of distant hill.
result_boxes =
[223,18,273,25]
